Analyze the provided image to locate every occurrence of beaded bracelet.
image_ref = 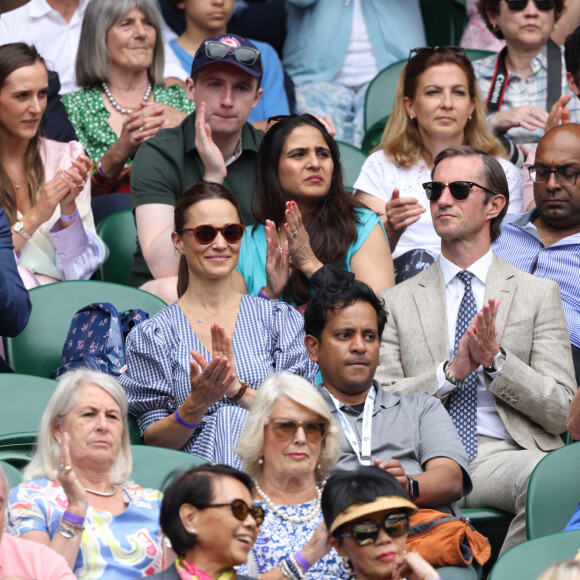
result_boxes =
[281,557,304,580]
[174,408,199,429]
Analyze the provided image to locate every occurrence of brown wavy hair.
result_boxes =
[377,47,506,168]
[252,114,366,306]
[0,43,47,225]
[174,181,244,298]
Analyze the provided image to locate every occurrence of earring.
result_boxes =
[258,456,264,465]
[342,556,356,579]
[409,115,415,121]
[317,464,322,471]
[178,249,184,255]
[468,115,472,121]
[492,23,500,32]
[189,528,197,536]
[403,549,407,555]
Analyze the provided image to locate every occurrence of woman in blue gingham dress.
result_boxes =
[119,183,317,469]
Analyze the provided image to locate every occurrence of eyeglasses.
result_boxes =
[203,41,261,66]
[202,499,265,526]
[265,114,291,132]
[528,165,580,186]
[337,514,409,546]
[408,46,465,62]
[177,224,245,244]
[265,417,328,442]
[422,181,503,202]
[503,0,555,11]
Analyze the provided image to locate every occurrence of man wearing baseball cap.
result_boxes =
[129,33,264,303]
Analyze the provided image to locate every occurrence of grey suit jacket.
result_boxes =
[376,254,577,453]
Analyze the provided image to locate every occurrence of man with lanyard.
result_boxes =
[303,274,471,516]
[493,123,580,385]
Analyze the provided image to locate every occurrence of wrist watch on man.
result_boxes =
[483,347,507,374]
[406,475,419,499]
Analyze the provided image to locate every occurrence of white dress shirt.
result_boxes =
[437,250,512,440]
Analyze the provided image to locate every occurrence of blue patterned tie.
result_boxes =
[448,270,479,461]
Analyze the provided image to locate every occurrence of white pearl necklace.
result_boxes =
[254,480,321,524]
[102,81,152,114]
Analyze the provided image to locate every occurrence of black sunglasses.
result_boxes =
[202,499,265,526]
[422,181,503,202]
[503,0,555,11]
[203,41,261,66]
[265,417,327,442]
[528,165,580,186]
[178,224,245,245]
[337,514,409,546]
[408,46,466,62]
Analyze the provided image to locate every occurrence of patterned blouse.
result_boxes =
[62,85,194,162]
[7,478,164,578]
[238,499,347,579]
[119,296,318,468]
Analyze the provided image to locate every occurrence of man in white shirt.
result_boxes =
[0,0,89,94]
[376,145,577,554]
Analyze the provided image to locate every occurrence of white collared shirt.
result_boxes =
[437,250,512,441]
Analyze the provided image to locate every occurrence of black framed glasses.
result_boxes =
[265,417,328,442]
[178,224,245,245]
[203,41,261,66]
[503,0,555,11]
[528,165,580,186]
[202,499,265,526]
[337,514,409,546]
[408,46,466,62]
[422,181,503,202]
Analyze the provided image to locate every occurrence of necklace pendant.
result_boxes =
[196,317,203,323]
[15,183,21,189]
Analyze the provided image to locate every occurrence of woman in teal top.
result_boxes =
[62,0,194,195]
[236,114,394,308]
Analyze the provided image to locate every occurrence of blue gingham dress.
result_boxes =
[119,295,318,468]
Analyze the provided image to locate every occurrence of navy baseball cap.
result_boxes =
[191,34,263,80]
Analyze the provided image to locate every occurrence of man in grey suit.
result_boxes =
[376,145,577,555]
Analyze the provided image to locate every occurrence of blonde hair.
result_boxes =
[377,48,506,168]
[235,373,342,482]
[537,560,580,580]
[23,370,132,484]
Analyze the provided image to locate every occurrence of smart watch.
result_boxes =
[483,347,507,374]
[406,475,420,499]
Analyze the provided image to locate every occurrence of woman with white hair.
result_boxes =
[6,369,165,578]
[235,372,347,578]
[62,0,193,197]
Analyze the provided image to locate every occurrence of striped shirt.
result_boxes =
[473,44,580,148]
[492,210,580,348]
[119,295,318,468]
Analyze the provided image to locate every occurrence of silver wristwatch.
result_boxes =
[483,347,506,374]
[13,220,32,240]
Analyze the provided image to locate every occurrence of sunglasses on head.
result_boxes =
[202,498,265,526]
[203,41,261,66]
[422,181,503,202]
[408,46,466,62]
[337,513,409,546]
[265,417,327,442]
[178,224,245,244]
[503,0,555,11]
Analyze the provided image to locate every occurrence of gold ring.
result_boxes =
[139,126,144,132]
[530,108,536,116]
[78,180,85,188]
[64,464,73,473]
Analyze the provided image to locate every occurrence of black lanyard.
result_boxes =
[485,39,562,115]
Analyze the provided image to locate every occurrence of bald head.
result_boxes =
[533,124,580,231]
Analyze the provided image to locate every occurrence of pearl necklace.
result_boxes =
[101,82,152,114]
[85,485,117,497]
[254,480,321,524]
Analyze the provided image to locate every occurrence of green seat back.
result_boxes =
[97,210,137,285]
[488,529,580,580]
[420,0,468,47]
[130,445,208,490]
[526,442,580,540]
[337,141,367,192]
[0,459,23,488]
[4,280,167,378]
[0,374,58,467]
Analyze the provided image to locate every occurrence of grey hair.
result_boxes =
[432,145,509,243]
[75,0,165,87]
[23,370,132,484]
[235,373,342,482]
[0,463,10,499]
